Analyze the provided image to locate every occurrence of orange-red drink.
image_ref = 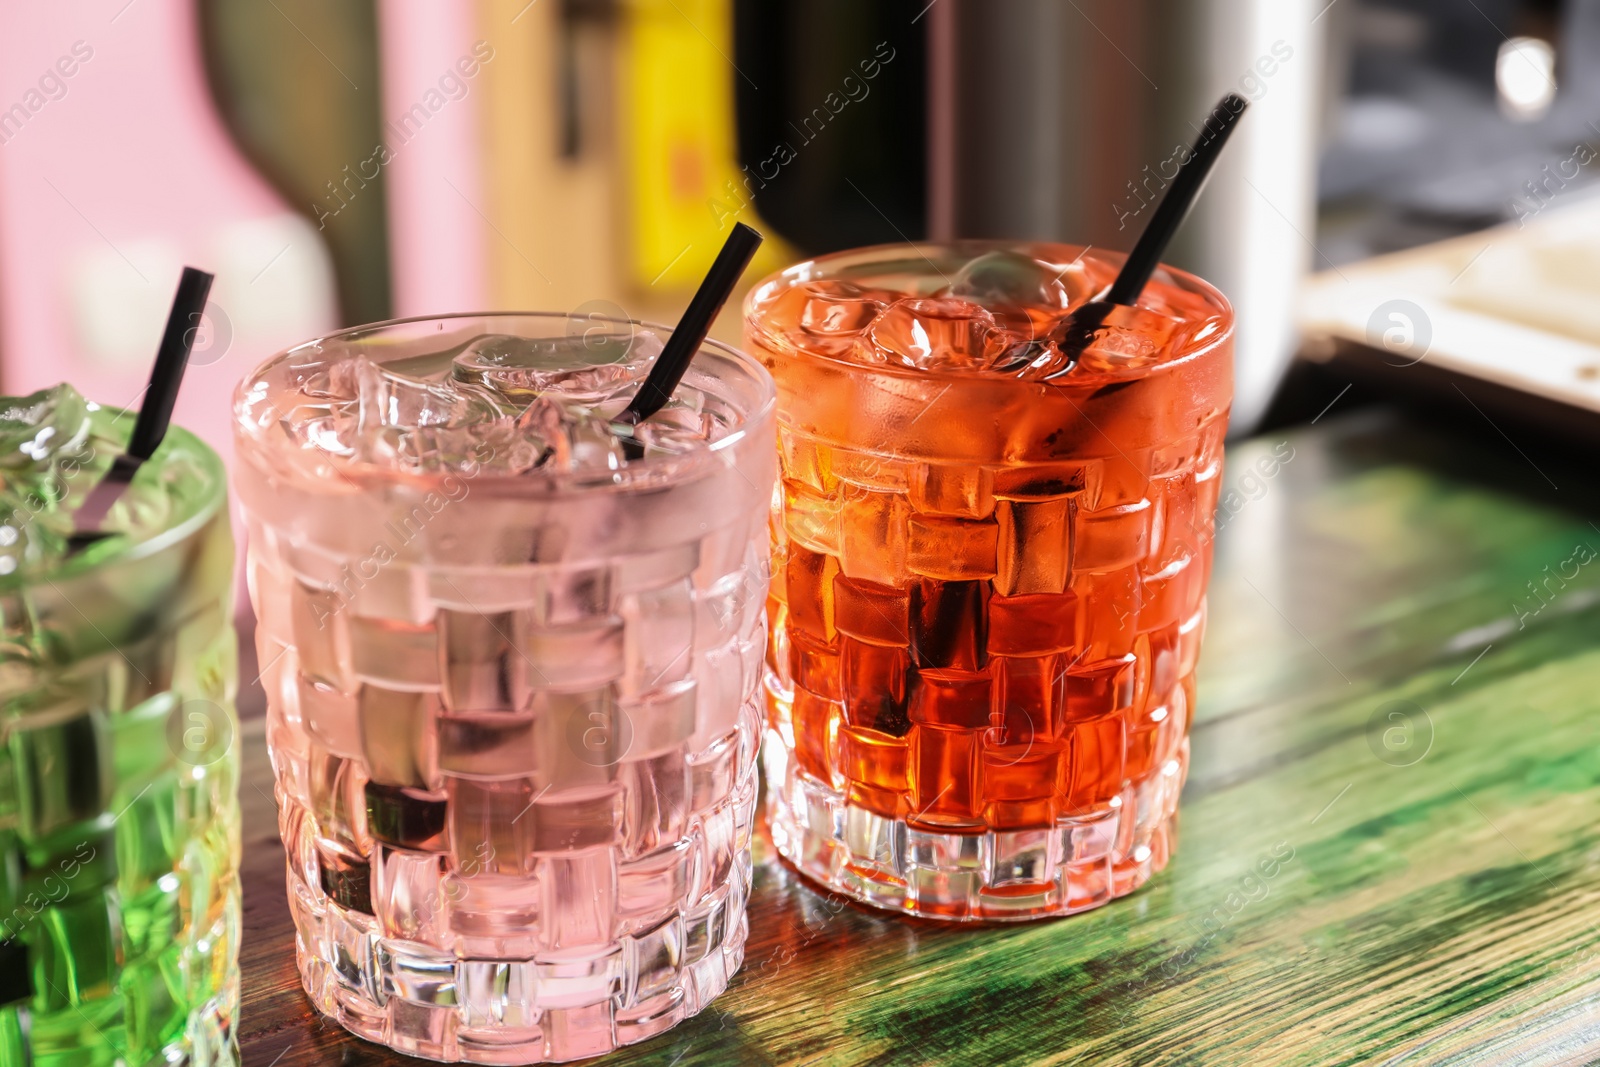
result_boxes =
[745,242,1232,920]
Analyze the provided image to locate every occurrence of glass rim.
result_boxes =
[4,419,228,589]
[233,309,777,494]
[743,238,1235,388]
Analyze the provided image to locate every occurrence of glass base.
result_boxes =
[764,730,1183,922]
[282,789,751,1065]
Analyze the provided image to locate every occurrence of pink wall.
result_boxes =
[376,0,489,319]
[0,0,337,465]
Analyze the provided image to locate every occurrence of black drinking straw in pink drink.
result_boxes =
[614,223,763,456]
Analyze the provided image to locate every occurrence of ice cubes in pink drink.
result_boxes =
[289,330,733,477]
[453,331,658,404]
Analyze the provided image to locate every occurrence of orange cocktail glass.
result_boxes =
[745,242,1233,921]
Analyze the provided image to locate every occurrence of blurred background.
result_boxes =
[4,0,1600,468]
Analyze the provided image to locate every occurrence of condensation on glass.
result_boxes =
[234,313,775,1063]
[746,242,1234,921]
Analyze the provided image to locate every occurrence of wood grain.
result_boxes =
[237,410,1600,1066]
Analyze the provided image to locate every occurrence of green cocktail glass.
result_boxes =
[0,384,240,1066]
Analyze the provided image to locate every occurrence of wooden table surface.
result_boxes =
[236,409,1600,1067]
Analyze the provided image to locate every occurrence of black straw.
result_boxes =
[1105,93,1248,307]
[617,222,763,428]
[1049,93,1248,374]
[129,266,214,459]
[67,266,213,550]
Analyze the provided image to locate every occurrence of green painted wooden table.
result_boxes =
[237,409,1600,1066]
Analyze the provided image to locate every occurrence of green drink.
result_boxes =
[0,384,239,1067]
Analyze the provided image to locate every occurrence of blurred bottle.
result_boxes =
[731,0,1321,433]
[202,0,393,327]
[731,0,928,255]
[926,0,1323,435]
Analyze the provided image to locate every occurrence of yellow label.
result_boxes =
[618,0,793,291]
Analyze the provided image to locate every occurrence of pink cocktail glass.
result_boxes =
[234,313,775,1062]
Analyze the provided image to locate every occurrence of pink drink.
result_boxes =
[234,314,775,1063]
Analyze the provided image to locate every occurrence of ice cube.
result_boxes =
[631,420,709,459]
[328,358,512,472]
[764,279,890,357]
[104,470,175,544]
[0,499,61,578]
[357,358,492,431]
[629,393,707,458]
[948,251,1072,336]
[0,384,123,575]
[281,329,730,476]
[496,396,629,476]
[566,411,627,473]
[506,393,570,472]
[288,413,356,458]
[452,331,656,405]
[864,297,1021,373]
[0,383,94,472]
[1075,304,1185,374]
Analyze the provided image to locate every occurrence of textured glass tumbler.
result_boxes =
[0,426,240,1064]
[234,314,775,1063]
[746,242,1234,921]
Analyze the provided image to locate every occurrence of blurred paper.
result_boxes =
[617,0,792,291]
[1301,192,1600,414]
